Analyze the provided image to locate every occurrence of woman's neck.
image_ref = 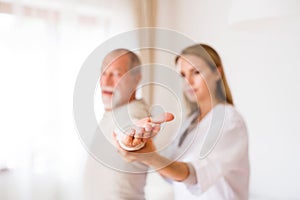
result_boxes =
[197,97,221,121]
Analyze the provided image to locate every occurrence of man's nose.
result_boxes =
[100,74,114,86]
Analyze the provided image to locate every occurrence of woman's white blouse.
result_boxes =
[169,104,249,200]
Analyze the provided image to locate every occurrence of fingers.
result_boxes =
[134,127,145,138]
[150,112,174,124]
[122,128,135,147]
[115,112,174,145]
[134,117,151,127]
[133,126,146,146]
[118,127,145,149]
[132,138,144,147]
[140,112,174,139]
[151,124,161,137]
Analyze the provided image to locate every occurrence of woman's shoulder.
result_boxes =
[218,104,247,130]
[221,104,245,120]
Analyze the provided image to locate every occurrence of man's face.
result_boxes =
[100,54,139,111]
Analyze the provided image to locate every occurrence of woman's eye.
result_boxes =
[193,70,201,75]
[180,72,185,77]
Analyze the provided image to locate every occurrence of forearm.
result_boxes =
[143,153,190,182]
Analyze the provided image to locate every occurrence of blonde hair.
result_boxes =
[176,44,234,107]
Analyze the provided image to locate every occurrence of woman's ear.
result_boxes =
[214,66,222,81]
[217,65,223,75]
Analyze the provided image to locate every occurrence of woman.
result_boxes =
[115,44,250,200]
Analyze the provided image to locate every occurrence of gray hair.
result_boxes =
[102,48,141,74]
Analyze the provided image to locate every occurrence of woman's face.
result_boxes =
[177,54,219,104]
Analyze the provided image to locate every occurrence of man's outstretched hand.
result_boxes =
[114,112,174,151]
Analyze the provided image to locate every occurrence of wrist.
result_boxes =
[142,151,160,166]
[142,152,171,171]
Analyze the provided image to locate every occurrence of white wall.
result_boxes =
[2,0,300,199]
[153,0,300,199]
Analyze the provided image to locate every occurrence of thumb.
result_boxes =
[150,112,174,124]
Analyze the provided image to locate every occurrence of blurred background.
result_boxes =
[1,0,300,199]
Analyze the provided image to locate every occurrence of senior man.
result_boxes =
[83,49,149,200]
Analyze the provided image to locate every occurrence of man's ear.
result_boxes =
[135,73,142,84]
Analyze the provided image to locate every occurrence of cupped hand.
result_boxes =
[115,112,174,151]
[113,132,157,163]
